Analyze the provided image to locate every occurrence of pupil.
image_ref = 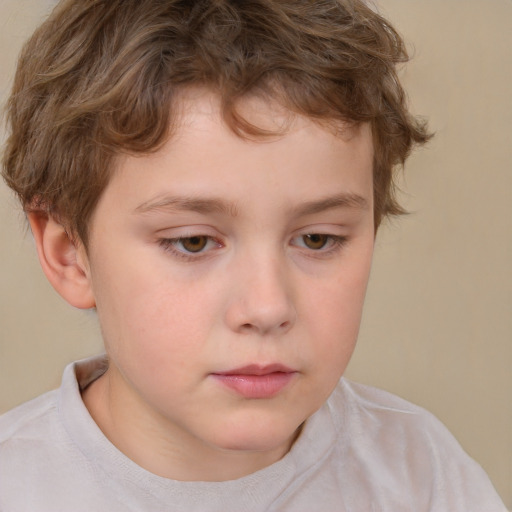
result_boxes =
[183,236,207,252]
[305,234,327,249]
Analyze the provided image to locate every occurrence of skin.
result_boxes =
[29,90,375,482]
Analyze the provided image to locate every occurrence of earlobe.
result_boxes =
[27,211,96,309]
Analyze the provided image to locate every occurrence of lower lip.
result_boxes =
[212,372,296,399]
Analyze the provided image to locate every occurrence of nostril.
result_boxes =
[238,320,292,335]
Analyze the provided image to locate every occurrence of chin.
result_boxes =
[210,417,303,454]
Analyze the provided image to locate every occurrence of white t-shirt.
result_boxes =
[0,356,506,511]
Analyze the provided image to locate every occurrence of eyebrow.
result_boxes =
[134,196,239,216]
[134,192,368,217]
[292,193,369,216]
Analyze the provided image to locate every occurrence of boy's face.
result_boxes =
[82,90,375,475]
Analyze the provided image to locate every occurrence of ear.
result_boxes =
[27,211,96,309]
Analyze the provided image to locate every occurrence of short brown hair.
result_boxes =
[2,0,430,246]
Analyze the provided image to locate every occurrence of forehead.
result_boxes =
[140,88,373,172]
[103,89,374,216]
[175,87,367,145]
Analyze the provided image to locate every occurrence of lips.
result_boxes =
[212,364,297,399]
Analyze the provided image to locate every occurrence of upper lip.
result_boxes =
[215,364,296,376]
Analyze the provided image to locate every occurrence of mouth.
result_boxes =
[212,364,297,399]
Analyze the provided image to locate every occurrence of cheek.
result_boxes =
[302,253,372,374]
[94,271,218,407]
[91,253,218,368]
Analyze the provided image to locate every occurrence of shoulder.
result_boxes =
[0,390,59,444]
[328,378,471,462]
[332,378,431,414]
[328,378,461,463]
[328,378,453,445]
[0,364,107,511]
[330,378,463,438]
[324,379,507,511]
[0,389,66,502]
[0,356,105,449]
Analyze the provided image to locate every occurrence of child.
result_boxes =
[0,0,507,510]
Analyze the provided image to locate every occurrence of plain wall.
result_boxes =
[1,0,510,506]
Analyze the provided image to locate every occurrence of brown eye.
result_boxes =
[181,236,208,253]
[302,234,329,250]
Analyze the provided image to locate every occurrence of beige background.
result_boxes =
[1,0,511,506]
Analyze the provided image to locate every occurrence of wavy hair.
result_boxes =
[2,0,430,245]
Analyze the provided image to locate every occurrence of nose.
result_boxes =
[224,252,297,337]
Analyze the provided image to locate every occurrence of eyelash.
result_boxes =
[158,236,223,261]
[157,234,348,261]
[294,234,348,256]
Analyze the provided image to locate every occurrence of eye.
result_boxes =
[178,235,209,253]
[158,235,222,257]
[302,234,329,250]
[291,233,348,254]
